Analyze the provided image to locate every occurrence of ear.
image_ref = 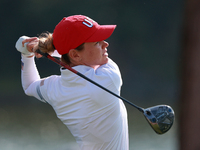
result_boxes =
[68,49,81,62]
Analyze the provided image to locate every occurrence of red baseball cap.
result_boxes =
[53,15,116,55]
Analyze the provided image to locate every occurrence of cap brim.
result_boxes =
[85,25,116,42]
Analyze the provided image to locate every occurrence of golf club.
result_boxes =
[36,49,175,134]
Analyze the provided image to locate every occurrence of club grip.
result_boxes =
[35,49,48,57]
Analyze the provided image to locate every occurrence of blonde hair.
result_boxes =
[38,32,55,53]
[38,31,85,66]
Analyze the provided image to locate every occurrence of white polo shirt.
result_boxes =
[21,55,129,150]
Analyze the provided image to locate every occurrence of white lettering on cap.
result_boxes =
[83,17,94,28]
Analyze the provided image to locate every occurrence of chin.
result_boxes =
[102,58,109,65]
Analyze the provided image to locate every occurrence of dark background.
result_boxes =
[1,0,184,106]
[0,0,185,149]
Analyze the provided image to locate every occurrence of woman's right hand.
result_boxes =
[22,37,43,58]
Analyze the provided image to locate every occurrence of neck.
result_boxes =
[70,62,100,70]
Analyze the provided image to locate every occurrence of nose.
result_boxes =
[102,41,109,48]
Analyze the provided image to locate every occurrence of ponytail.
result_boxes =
[38,32,55,53]
[38,31,85,66]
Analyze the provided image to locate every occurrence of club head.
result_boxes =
[143,105,175,134]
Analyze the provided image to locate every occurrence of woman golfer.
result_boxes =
[16,15,129,150]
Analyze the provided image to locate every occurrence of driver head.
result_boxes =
[143,105,175,134]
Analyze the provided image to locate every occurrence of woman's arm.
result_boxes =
[16,36,45,101]
[21,55,40,94]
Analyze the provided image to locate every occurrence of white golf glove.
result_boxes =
[15,36,34,56]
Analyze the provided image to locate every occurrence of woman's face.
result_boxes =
[78,41,109,68]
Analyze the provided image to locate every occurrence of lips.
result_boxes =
[103,52,108,56]
[103,48,108,56]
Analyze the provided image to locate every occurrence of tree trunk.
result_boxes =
[180,0,200,150]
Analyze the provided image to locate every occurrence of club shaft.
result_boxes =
[36,50,144,113]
